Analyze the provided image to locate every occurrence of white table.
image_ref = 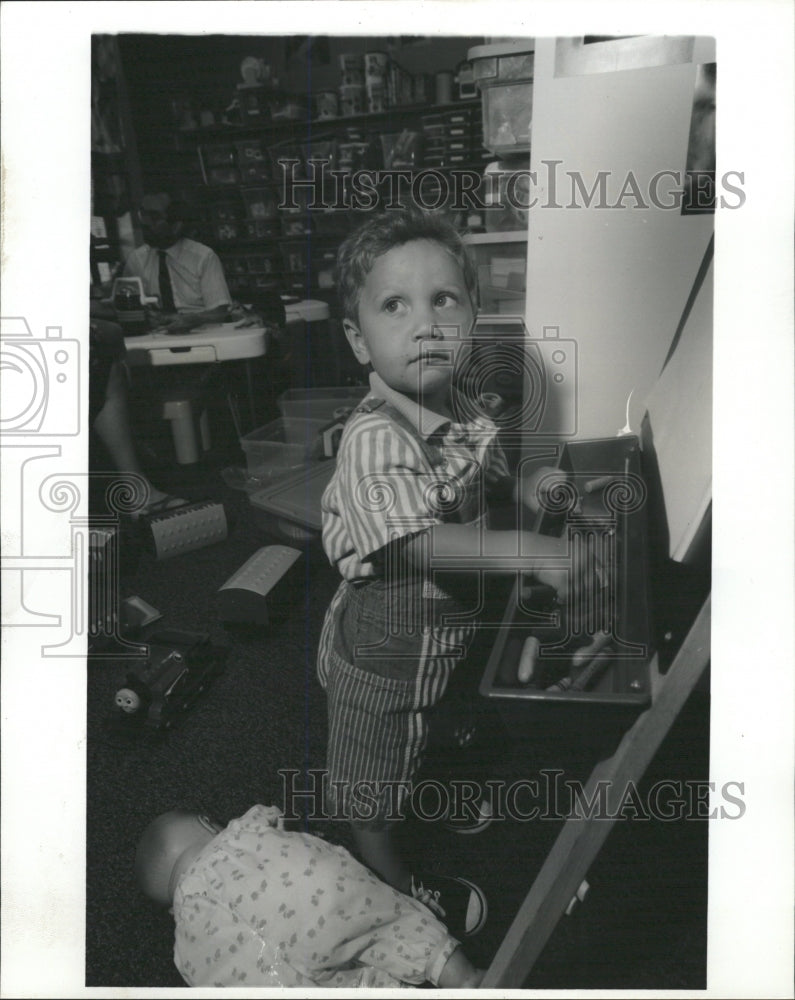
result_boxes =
[122,301,332,463]
[124,322,269,464]
[123,321,267,367]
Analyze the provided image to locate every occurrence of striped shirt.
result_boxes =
[321,371,510,582]
[123,238,232,313]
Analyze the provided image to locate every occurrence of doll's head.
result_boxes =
[135,810,221,906]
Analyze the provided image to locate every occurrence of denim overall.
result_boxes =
[317,398,489,825]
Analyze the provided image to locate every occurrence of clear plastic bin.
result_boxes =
[464,233,528,314]
[240,417,326,476]
[468,41,534,157]
[277,386,368,423]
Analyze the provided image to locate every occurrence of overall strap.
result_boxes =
[355,396,445,469]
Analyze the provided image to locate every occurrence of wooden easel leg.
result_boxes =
[482,594,711,989]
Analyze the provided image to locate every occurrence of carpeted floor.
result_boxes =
[86,421,709,990]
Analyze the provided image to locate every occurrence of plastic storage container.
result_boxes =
[277,385,368,423]
[468,41,534,157]
[464,232,528,314]
[248,460,337,543]
[240,417,327,477]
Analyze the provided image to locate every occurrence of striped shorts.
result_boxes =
[317,576,476,826]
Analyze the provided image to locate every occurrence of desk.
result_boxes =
[124,323,268,463]
[123,322,267,367]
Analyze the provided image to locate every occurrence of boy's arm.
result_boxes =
[488,465,570,514]
[402,522,570,596]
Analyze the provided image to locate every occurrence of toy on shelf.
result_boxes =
[217,545,302,625]
[112,629,228,732]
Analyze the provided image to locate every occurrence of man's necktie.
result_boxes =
[158,250,176,312]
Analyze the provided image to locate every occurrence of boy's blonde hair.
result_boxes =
[335,210,477,323]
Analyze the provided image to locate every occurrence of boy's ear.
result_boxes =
[342,318,371,366]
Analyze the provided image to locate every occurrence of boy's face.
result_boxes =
[343,239,474,414]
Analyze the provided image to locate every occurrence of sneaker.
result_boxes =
[442,795,494,835]
[410,873,488,938]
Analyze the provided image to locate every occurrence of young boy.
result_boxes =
[317,210,569,937]
[135,804,484,988]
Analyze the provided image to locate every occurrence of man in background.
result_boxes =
[124,192,231,333]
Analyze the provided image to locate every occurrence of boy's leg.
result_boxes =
[352,821,489,940]
[351,821,412,894]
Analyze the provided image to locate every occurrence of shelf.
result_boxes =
[464,230,528,244]
[199,159,494,194]
[177,99,482,143]
[215,238,285,249]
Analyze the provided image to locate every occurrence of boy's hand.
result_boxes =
[531,563,570,601]
[526,532,611,609]
[519,466,571,516]
[523,534,569,601]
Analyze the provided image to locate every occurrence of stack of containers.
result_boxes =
[387,61,414,107]
[209,200,243,243]
[468,40,535,158]
[364,50,389,113]
[468,40,534,234]
[338,53,365,117]
[200,139,286,289]
[420,106,482,169]
[237,140,283,241]
[268,138,308,293]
